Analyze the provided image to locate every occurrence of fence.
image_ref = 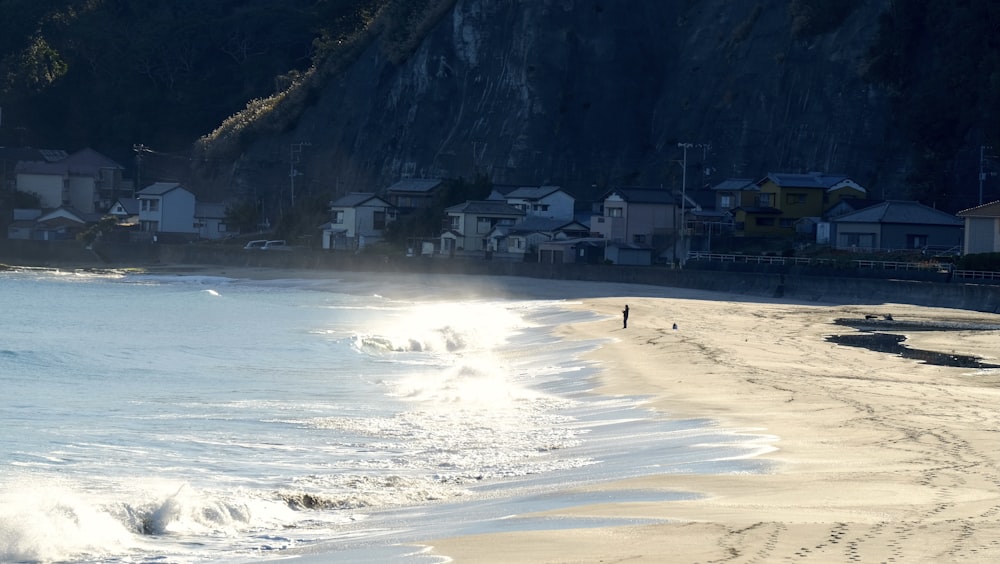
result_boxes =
[687,252,999,282]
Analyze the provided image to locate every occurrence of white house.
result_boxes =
[136,182,197,237]
[957,200,1000,254]
[14,148,124,213]
[321,192,395,250]
[502,186,575,220]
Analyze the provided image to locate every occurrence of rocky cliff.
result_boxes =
[205,0,904,205]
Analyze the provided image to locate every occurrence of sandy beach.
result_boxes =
[420,287,1000,563]
[18,264,1000,562]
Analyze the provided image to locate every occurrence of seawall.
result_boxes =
[3,240,1000,313]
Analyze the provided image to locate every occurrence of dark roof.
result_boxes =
[833,200,962,226]
[957,199,1000,218]
[445,200,526,215]
[15,148,122,176]
[138,182,187,196]
[837,197,883,211]
[0,147,67,163]
[329,192,389,208]
[759,172,855,190]
[110,198,140,215]
[711,178,757,191]
[509,217,585,233]
[505,185,564,200]
[602,186,679,205]
[385,178,443,193]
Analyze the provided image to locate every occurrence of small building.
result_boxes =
[136,182,197,238]
[502,185,575,220]
[107,198,140,225]
[736,172,867,237]
[384,178,443,214]
[195,202,235,240]
[14,148,125,213]
[831,200,963,252]
[322,192,396,250]
[957,200,1000,255]
[441,200,525,256]
[6,209,44,240]
[486,217,590,260]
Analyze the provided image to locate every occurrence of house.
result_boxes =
[957,199,1000,254]
[537,237,608,264]
[1,147,67,192]
[501,186,575,220]
[485,217,590,260]
[136,182,197,239]
[107,198,140,225]
[321,192,396,250]
[734,172,867,237]
[195,202,235,240]
[440,200,525,256]
[590,186,688,264]
[712,178,758,213]
[384,178,443,213]
[14,148,125,213]
[6,209,44,240]
[831,200,963,252]
[34,207,99,241]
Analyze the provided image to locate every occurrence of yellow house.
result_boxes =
[734,172,866,237]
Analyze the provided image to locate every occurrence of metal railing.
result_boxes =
[952,269,1000,281]
[687,252,1000,282]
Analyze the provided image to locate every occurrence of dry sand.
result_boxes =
[424,289,1000,563]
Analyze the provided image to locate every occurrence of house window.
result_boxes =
[477,216,493,232]
[532,204,550,212]
[720,194,733,209]
[608,207,623,217]
[449,216,460,230]
[779,218,795,228]
[373,211,386,230]
[757,194,773,207]
[755,217,775,226]
[786,193,807,205]
[497,217,515,226]
[844,233,875,248]
[632,234,646,244]
[333,210,344,224]
[906,234,928,249]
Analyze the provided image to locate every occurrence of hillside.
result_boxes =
[4,0,1000,215]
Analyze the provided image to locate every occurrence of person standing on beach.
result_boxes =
[622,304,629,329]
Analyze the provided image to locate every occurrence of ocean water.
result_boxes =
[0,269,776,563]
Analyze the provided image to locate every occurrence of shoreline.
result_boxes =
[8,264,1000,561]
[424,291,1000,562]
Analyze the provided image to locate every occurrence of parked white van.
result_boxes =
[262,240,290,250]
[244,240,267,250]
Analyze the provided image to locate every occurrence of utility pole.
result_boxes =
[979,145,995,206]
[133,144,149,193]
[289,142,311,207]
[677,142,710,266]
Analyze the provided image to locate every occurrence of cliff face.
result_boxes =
[222,0,902,203]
